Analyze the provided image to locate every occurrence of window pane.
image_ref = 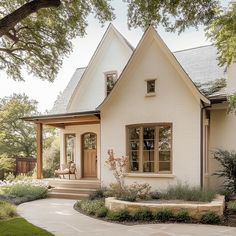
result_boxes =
[130,161,139,172]
[159,162,171,171]
[65,134,76,163]
[129,127,140,140]
[159,151,170,161]
[159,126,171,151]
[83,133,96,149]
[143,162,154,172]
[147,80,155,93]
[130,141,139,150]
[106,73,116,96]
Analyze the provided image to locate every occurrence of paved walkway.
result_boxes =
[17,198,236,236]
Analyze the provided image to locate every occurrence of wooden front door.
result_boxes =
[82,133,97,178]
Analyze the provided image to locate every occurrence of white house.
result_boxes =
[25,24,236,191]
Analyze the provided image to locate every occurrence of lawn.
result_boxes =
[0,217,54,236]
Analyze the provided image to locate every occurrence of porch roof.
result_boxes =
[23,110,100,129]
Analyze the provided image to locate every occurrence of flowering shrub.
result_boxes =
[105,149,128,189]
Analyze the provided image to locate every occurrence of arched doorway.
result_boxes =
[82,133,97,178]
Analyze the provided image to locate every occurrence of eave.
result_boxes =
[23,110,100,129]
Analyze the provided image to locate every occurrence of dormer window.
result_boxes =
[146,79,156,96]
[105,72,117,96]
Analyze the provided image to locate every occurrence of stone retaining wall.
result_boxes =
[105,195,225,220]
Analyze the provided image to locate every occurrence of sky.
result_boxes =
[0,1,216,113]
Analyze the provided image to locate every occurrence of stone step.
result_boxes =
[47,192,89,200]
[50,187,96,195]
[46,179,101,189]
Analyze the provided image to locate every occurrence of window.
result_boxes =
[106,72,117,96]
[64,134,76,163]
[127,124,172,173]
[146,79,156,94]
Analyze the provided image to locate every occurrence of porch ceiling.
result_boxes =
[23,111,100,129]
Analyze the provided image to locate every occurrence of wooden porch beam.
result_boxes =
[36,123,43,179]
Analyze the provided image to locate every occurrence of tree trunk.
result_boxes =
[0,0,61,38]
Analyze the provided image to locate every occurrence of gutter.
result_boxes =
[200,101,211,189]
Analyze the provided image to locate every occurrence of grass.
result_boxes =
[159,184,216,202]
[228,200,236,213]
[0,217,54,236]
[0,201,17,220]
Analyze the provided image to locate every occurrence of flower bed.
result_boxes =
[105,195,225,220]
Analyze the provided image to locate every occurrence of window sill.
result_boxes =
[125,173,175,178]
[145,93,156,97]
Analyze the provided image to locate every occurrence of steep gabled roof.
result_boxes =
[174,45,226,84]
[98,26,210,110]
[50,67,86,114]
[66,23,134,112]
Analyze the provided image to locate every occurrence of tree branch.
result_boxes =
[0,0,61,38]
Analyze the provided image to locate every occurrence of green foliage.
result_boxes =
[196,78,226,97]
[150,190,160,200]
[200,211,221,224]
[95,206,108,218]
[207,2,236,67]
[228,200,236,213]
[175,210,190,222]
[0,201,17,219]
[153,209,173,222]
[0,218,54,236]
[43,137,60,178]
[0,154,15,180]
[107,208,131,221]
[228,93,236,114]
[125,0,219,33]
[78,199,105,215]
[159,183,216,202]
[213,149,236,194]
[132,207,153,221]
[0,94,38,157]
[89,187,107,200]
[0,0,114,81]
[0,183,47,204]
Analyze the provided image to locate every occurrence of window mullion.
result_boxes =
[139,126,143,173]
[155,127,159,173]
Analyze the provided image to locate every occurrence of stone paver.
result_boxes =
[17,198,236,236]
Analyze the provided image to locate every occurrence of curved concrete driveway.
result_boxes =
[17,198,236,236]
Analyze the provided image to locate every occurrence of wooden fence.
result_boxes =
[15,157,36,175]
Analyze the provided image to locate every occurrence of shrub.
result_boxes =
[213,149,236,194]
[228,200,236,213]
[95,206,108,218]
[107,182,151,202]
[175,210,190,222]
[150,190,160,200]
[89,188,107,200]
[200,211,221,224]
[159,183,215,202]
[132,207,153,221]
[107,208,131,221]
[153,209,173,222]
[79,199,105,215]
[0,201,17,219]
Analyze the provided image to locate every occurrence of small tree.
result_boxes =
[0,154,15,180]
[213,149,236,194]
[105,149,128,189]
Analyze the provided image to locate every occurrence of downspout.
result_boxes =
[200,101,211,189]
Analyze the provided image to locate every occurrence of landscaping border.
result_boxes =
[105,195,225,220]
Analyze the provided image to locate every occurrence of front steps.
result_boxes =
[45,179,101,200]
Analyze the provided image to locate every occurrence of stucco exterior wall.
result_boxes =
[68,29,132,112]
[100,38,202,190]
[60,124,101,179]
[227,63,236,95]
[208,108,236,189]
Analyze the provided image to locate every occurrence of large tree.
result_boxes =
[0,0,235,81]
[0,93,38,157]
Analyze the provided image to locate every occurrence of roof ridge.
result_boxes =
[173,44,213,53]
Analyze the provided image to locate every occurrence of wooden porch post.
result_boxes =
[36,123,43,179]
